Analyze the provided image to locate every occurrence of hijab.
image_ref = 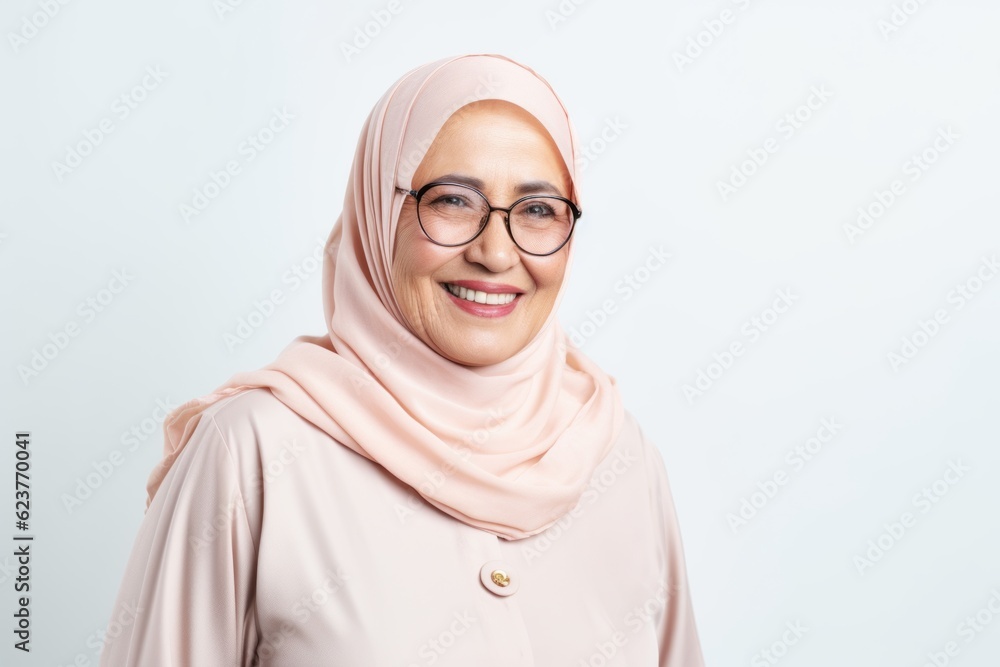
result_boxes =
[147,53,625,541]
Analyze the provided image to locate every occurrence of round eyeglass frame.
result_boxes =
[395,181,583,257]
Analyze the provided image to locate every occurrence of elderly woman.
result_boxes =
[101,54,705,666]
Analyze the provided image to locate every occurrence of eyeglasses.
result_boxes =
[395,181,582,256]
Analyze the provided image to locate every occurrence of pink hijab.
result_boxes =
[147,53,625,541]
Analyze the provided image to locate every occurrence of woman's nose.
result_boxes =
[463,210,519,271]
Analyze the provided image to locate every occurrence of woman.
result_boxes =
[101,53,706,666]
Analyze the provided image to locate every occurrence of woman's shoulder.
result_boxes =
[615,408,674,498]
[615,408,657,468]
[199,387,310,438]
[191,387,321,474]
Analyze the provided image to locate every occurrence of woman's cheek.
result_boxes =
[528,255,567,297]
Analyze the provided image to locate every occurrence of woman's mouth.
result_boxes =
[441,282,522,317]
[444,283,517,305]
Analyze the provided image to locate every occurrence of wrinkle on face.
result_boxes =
[391,99,573,367]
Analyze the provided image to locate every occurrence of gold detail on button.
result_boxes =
[490,569,510,587]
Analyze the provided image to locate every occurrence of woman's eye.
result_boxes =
[433,195,469,208]
[524,203,555,217]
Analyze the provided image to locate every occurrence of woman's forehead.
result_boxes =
[415,114,572,195]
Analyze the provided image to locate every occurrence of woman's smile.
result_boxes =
[441,280,523,317]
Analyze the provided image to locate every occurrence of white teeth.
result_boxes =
[445,283,516,305]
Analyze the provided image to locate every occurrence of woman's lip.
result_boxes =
[442,280,524,294]
[441,281,522,318]
[440,282,520,317]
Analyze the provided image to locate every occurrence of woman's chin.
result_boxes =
[443,345,513,367]
[431,332,521,367]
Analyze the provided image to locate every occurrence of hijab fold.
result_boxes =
[147,54,625,541]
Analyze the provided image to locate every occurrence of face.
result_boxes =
[391,99,574,367]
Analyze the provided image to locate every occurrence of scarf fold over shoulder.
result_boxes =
[146,53,625,541]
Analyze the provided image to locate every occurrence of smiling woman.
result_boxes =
[100,53,706,666]
[392,98,576,366]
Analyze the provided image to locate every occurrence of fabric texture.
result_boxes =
[145,53,625,541]
[102,388,706,666]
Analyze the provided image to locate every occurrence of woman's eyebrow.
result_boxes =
[433,173,564,196]
[434,173,485,189]
[514,180,562,196]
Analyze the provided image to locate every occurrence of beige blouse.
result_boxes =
[100,388,705,666]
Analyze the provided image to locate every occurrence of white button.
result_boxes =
[480,560,519,597]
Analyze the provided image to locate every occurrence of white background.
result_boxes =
[2,1,999,665]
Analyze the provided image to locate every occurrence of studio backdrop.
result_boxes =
[2,1,998,665]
